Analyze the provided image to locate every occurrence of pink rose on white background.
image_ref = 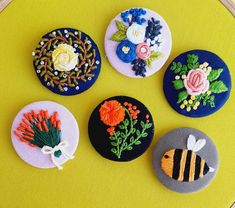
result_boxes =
[136,42,151,60]
[184,69,209,96]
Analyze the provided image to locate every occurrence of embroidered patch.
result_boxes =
[88,96,154,161]
[161,134,214,182]
[33,28,101,95]
[153,127,219,193]
[104,8,172,78]
[163,50,231,117]
[11,101,79,169]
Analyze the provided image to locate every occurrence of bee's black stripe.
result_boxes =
[172,149,182,180]
[203,162,209,175]
[183,150,192,182]
[194,155,201,180]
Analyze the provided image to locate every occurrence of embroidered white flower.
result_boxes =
[126,23,145,44]
[52,43,78,72]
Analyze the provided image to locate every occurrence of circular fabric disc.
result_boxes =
[33,28,101,95]
[88,96,154,161]
[11,101,79,169]
[104,8,172,78]
[153,127,219,193]
[163,49,231,117]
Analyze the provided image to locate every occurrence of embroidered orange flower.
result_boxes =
[99,100,125,126]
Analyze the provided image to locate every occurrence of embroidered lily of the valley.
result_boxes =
[99,100,152,159]
[170,54,228,112]
[110,8,164,77]
[14,110,74,170]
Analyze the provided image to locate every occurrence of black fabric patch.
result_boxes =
[183,150,192,182]
[172,149,182,180]
[88,96,154,162]
[194,154,201,180]
[203,162,209,175]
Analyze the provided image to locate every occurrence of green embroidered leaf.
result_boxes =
[177,91,188,103]
[173,80,184,90]
[170,62,187,74]
[120,132,125,138]
[208,68,223,82]
[142,132,148,137]
[117,138,122,144]
[131,128,136,133]
[111,148,117,154]
[135,141,141,145]
[119,124,125,129]
[110,30,126,42]
[130,136,134,143]
[115,20,128,32]
[209,81,228,94]
[187,54,199,69]
[140,121,145,128]
[146,52,162,68]
[124,118,129,126]
[127,146,133,150]
[115,131,120,137]
[109,136,115,141]
[136,129,140,136]
[111,142,118,146]
[146,123,152,128]
[133,120,138,126]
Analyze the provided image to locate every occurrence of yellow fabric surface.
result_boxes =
[0,0,234,207]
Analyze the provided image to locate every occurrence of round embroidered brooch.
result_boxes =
[88,96,154,161]
[11,101,79,169]
[153,127,219,193]
[32,28,101,95]
[163,50,231,117]
[104,8,172,78]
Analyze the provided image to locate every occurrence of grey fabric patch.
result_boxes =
[152,127,219,193]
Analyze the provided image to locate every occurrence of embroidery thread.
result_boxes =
[170,54,228,112]
[33,29,100,93]
[14,110,74,170]
[110,8,164,77]
[99,100,152,159]
[161,134,214,182]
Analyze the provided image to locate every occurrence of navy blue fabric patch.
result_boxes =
[163,50,231,118]
[33,28,101,96]
[88,96,154,162]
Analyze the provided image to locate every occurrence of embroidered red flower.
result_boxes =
[99,100,125,126]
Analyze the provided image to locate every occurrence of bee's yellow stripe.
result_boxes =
[178,149,187,181]
[200,159,205,178]
[189,152,196,182]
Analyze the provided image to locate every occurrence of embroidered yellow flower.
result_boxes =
[52,44,78,71]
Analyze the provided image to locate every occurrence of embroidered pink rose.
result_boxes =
[184,69,209,96]
[136,43,151,60]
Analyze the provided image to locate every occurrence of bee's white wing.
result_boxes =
[192,139,206,152]
[187,134,196,150]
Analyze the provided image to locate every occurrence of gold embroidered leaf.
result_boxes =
[110,30,127,42]
[115,20,128,32]
[146,52,163,68]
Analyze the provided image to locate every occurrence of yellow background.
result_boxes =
[0,0,234,207]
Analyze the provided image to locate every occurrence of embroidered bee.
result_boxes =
[161,134,215,182]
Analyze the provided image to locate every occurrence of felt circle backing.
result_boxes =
[33,28,101,96]
[152,127,219,193]
[104,8,172,78]
[88,96,154,161]
[11,101,79,169]
[163,49,231,117]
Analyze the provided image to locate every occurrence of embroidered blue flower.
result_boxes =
[121,8,146,25]
[116,40,136,63]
